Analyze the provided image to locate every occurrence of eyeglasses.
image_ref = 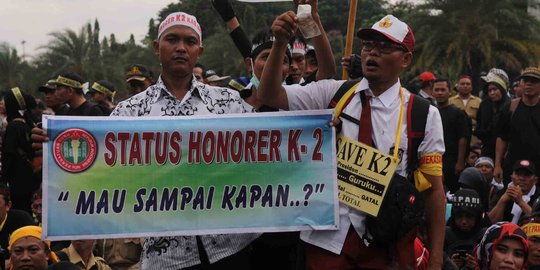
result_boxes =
[361,40,407,54]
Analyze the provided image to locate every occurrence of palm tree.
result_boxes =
[0,43,23,89]
[401,0,540,92]
[40,24,93,77]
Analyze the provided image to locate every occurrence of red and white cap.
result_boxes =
[158,12,202,44]
[357,15,415,53]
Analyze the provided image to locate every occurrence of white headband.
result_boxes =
[158,12,202,44]
[292,40,306,55]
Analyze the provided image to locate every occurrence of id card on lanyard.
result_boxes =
[335,87,405,217]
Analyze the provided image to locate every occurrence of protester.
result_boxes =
[450,75,481,123]
[33,99,48,123]
[239,29,291,110]
[88,80,116,115]
[56,240,111,270]
[38,80,67,115]
[1,87,40,214]
[111,11,259,270]
[125,64,153,96]
[475,156,504,202]
[489,160,540,224]
[341,53,363,80]
[52,72,108,116]
[458,167,491,218]
[8,225,59,270]
[94,239,141,270]
[521,213,540,269]
[495,67,540,182]
[204,69,230,87]
[475,68,510,159]
[445,189,485,270]
[476,222,528,270]
[286,35,308,85]
[466,145,481,168]
[433,78,470,193]
[475,157,497,186]
[418,71,437,106]
[193,63,205,82]
[449,75,481,144]
[512,79,524,99]
[30,188,42,226]
[303,45,317,79]
[0,182,35,250]
[258,13,445,269]
[212,0,335,90]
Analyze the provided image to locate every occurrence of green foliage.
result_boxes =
[0,43,24,90]
[2,20,160,99]
[398,0,540,92]
[148,0,386,77]
[4,0,537,100]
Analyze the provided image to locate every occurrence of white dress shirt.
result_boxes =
[285,78,445,254]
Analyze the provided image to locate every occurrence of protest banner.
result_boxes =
[43,110,338,240]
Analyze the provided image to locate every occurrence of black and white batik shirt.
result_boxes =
[111,76,259,269]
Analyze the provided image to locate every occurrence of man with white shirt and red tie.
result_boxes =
[258,7,446,270]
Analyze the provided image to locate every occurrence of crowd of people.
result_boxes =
[0,0,540,269]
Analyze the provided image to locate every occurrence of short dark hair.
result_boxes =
[251,29,275,59]
[420,80,433,89]
[434,78,452,90]
[0,183,11,204]
[195,63,205,71]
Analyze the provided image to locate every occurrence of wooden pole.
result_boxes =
[342,0,358,80]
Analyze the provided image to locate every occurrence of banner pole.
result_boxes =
[342,0,358,80]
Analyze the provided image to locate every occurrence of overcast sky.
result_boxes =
[1,0,418,59]
[0,0,175,58]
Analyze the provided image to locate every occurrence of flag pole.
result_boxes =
[342,0,358,80]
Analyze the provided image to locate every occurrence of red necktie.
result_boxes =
[358,91,373,146]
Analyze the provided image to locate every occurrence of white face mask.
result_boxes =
[250,58,288,88]
[250,59,260,89]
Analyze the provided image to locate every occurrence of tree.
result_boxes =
[398,0,540,92]
[0,43,23,90]
[41,24,93,77]
[148,0,387,77]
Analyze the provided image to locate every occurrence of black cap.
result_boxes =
[513,160,536,175]
[458,167,484,189]
[52,71,84,89]
[452,188,482,216]
[126,64,151,82]
[38,79,56,92]
[89,80,116,97]
[205,69,217,78]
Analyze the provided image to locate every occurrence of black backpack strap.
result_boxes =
[328,80,362,133]
[328,79,362,109]
[407,94,431,172]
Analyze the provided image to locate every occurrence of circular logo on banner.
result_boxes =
[53,128,97,173]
